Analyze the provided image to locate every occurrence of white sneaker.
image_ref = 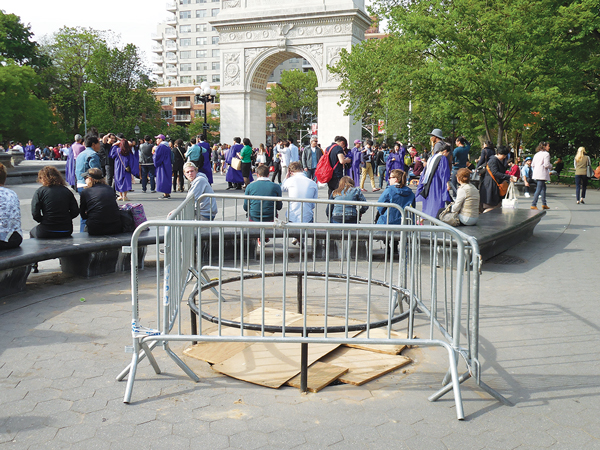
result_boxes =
[524,192,530,198]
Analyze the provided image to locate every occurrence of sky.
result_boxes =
[4,0,377,66]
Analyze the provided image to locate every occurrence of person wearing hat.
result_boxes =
[153,134,173,199]
[416,141,452,218]
[479,146,517,212]
[79,168,122,235]
[428,129,446,155]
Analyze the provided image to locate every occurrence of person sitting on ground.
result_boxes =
[376,169,415,225]
[183,162,217,220]
[441,168,479,226]
[244,164,282,222]
[30,166,79,239]
[327,176,368,224]
[0,163,23,250]
[79,168,123,235]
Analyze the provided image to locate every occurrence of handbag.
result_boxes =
[231,157,242,171]
[586,156,593,178]
[486,164,509,197]
[438,204,460,227]
[501,182,519,209]
[120,203,148,230]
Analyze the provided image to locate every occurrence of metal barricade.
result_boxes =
[118,196,508,420]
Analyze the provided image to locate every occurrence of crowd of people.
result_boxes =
[2,128,598,254]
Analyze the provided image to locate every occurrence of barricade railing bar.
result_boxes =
[118,197,509,420]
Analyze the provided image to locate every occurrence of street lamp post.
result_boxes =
[193,82,218,142]
[268,123,276,145]
[83,90,88,136]
[134,125,140,142]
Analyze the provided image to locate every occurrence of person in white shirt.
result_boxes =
[279,141,291,180]
[183,162,217,220]
[282,161,318,246]
[288,138,300,163]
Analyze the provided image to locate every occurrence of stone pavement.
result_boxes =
[1,179,600,449]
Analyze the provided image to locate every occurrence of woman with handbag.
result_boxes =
[479,146,516,213]
[574,146,592,204]
[110,139,136,201]
[440,168,480,226]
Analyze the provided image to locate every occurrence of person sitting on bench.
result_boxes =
[0,163,23,250]
[79,168,123,235]
[30,166,79,239]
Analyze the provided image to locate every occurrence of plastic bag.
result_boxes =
[502,182,518,209]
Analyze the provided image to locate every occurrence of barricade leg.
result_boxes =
[116,340,160,381]
[123,340,141,403]
[427,345,465,420]
[164,342,200,382]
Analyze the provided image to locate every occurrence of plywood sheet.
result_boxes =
[320,347,412,386]
[344,329,407,355]
[183,307,302,365]
[286,362,349,393]
[211,316,362,388]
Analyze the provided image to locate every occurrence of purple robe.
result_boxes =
[65,147,76,186]
[110,146,135,192]
[386,150,406,181]
[225,144,253,184]
[349,147,362,184]
[415,153,452,218]
[199,141,213,184]
[24,145,36,160]
[72,142,85,158]
[153,143,172,194]
[131,147,140,177]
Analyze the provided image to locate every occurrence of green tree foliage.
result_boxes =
[0,63,52,143]
[334,0,599,151]
[0,10,46,67]
[267,69,317,140]
[188,115,221,144]
[86,44,161,137]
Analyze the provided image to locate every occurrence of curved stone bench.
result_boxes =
[0,227,164,298]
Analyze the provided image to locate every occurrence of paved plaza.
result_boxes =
[1,171,599,449]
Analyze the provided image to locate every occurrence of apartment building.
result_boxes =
[151,0,315,127]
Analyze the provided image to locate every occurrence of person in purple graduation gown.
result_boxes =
[153,134,173,199]
[348,140,362,185]
[110,139,135,201]
[386,143,407,182]
[225,137,252,190]
[24,140,36,160]
[415,143,452,218]
[65,145,76,189]
[198,137,213,184]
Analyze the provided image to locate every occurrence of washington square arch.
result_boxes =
[211,0,371,147]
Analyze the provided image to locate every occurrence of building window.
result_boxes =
[212,74,220,82]
[179,10,191,19]
[180,38,191,46]
[196,0,206,3]
[180,76,192,84]
[180,51,191,59]
[196,62,207,71]
[161,110,173,119]
[197,75,207,83]
[212,49,220,57]
[196,24,207,32]
[212,8,220,16]
[196,9,207,17]
[196,50,207,58]
[196,37,207,45]
[180,0,191,4]
[211,109,220,117]
[180,25,191,33]
[212,0,219,2]
[160,97,172,106]
[212,36,219,45]
[212,61,220,70]
[166,52,177,60]
[180,63,192,71]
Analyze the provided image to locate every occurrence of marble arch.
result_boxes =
[211,0,371,147]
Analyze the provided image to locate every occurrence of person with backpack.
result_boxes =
[359,140,380,192]
[172,139,186,192]
[322,136,351,197]
[374,145,388,189]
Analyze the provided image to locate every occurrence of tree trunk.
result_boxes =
[496,120,504,148]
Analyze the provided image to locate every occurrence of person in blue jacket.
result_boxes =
[376,169,415,225]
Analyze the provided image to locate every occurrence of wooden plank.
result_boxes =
[320,347,412,386]
[344,329,407,355]
[183,307,301,365]
[211,316,362,388]
[286,362,349,393]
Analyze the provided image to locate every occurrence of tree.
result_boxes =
[41,27,108,136]
[266,69,317,140]
[0,63,53,143]
[86,44,161,137]
[189,114,221,144]
[0,10,46,68]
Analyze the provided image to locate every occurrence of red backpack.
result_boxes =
[315,144,340,184]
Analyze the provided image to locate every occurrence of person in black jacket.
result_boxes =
[30,166,79,238]
[479,146,517,212]
[172,139,186,192]
[79,168,122,235]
